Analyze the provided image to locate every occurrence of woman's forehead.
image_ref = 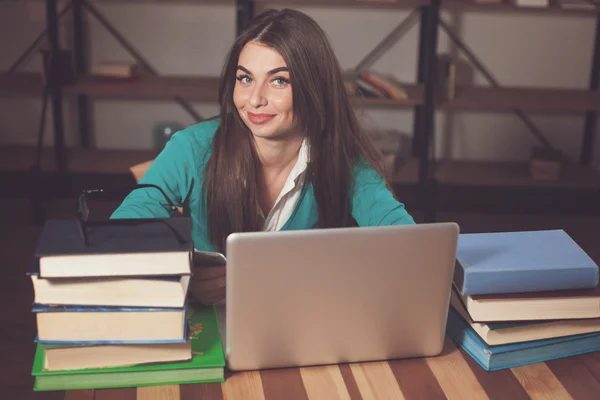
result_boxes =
[238,42,288,73]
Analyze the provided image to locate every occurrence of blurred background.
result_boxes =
[0,0,599,220]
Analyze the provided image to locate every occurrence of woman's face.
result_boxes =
[233,42,296,139]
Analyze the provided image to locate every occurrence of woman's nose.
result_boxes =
[249,84,267,108]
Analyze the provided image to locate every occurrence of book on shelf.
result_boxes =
[454,229,599,296]
[34,218,193,278]
[446,306,600,371]
[33,306,226,391]
[512,0,550,7]
[436,54,456,101]
[359,71,407,101]
[90,63,139,80]
[33,304,188,344]
[450,287,600,345]
[30,274,190,308]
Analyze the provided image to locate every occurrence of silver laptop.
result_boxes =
[225,222,459,371]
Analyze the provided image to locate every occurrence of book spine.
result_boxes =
[461,267,599,296]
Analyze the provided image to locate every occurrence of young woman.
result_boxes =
[111,9,415,304]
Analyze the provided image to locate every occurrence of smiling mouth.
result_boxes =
[247,112,276,125]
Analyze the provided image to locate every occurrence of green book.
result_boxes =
[32,305,225,391]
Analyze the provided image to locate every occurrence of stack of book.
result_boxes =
[343,70,408,101]
[448,229,600,371]
[29,217,225,391]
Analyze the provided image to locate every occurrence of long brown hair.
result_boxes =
[204,8,386,252]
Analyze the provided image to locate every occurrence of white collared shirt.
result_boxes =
[262,138,309,231]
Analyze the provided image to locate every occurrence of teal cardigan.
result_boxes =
[110,119,415,251]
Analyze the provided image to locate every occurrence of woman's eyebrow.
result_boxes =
[236,65,289,75]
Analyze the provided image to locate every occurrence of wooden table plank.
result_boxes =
[338,364,363,400]
[388,358,446,400]
[260,368,308,400]
[64,390,94,400]
[580,352,600,382]
[511,363,571,400]
[137,385,179,400]
[425,340,489,400]
[221,371,264,400]
[349,361,406,400]
[546,357,600,400]
[459,348,530,400]
[300,365,352,400]
[179,382,224,400]
[94,387,137,400]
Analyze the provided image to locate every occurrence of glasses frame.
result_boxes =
[76,184,186,246]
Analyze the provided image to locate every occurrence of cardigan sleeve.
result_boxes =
[350,161,415,226]
[110,131,196,219]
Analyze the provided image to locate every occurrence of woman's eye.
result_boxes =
[237,75,252,85]
[272,77,289,87]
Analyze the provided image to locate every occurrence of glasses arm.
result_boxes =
[82,183,180,214]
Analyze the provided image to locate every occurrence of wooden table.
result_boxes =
[56,339,600,399]
[4,204,600,399]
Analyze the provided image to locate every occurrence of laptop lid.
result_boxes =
[225,222,459,371]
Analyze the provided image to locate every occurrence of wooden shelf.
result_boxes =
[441,85,600,112]
[390,157,420,184]
[0,145,158,175]
[443,0,600,15]
[0,73,44,98]
[64,75,425,106]
[434,160,600,189]
[64,75,221,102]
[261,0,430,8]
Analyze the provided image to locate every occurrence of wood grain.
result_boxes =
[64,390,94,400]
[459,348,529,400]
[179,382,224,400]
[388,358,446,400]
[261,368,308,400]
[137,385,180,400]
[300,365,352,400]
[425,340,489,400]
[580,352,600,382]
[350,361,405,400]
[546,357,600,400]
[511,363,571,400]
[221,371,265,400]
[338,364,364,400]
[94,387,137,400]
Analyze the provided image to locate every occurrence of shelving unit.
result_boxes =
[1,0,599,221]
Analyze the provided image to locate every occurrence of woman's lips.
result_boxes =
[248,112,276,125]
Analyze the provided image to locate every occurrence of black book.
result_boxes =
[34,217,192,278]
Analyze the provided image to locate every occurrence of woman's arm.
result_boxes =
[111,132,196,219]
[351,162,415,226]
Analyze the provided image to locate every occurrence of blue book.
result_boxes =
[455,229,598,296]
[446,306,600,371]
[33,304,188,345]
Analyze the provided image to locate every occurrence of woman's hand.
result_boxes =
[189,265,226,306]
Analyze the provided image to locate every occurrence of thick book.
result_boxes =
[33,306,225,391]
[34,218,193,278]
[41,341,192,371]
[33,304,187,344]
[30,274,190,308]
[454,229,598,296]
[458,283,600,322]
[450,288,600,345]
[446,306,600,371]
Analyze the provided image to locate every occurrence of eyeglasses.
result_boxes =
[76,183,187,246]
